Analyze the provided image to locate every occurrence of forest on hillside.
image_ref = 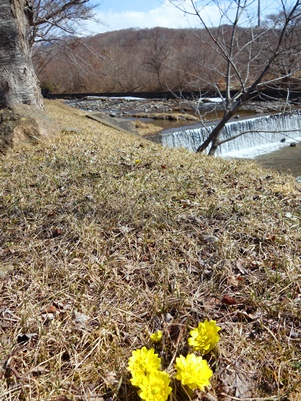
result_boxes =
[35,26,301,95]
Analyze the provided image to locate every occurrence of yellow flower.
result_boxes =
[150,330,163,343]
[138,370,172,401]
[128,347,161,387]
[175,353,213,391]
[188,320,221,354]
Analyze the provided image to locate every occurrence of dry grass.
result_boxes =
[0,100,301,401]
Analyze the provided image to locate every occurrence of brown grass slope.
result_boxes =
[0,101,301,401]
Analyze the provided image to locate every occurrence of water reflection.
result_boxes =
[254,142,301,177]
[132,117,198,130]
[131,110,255,131]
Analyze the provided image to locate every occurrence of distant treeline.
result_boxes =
[35,26,301,95]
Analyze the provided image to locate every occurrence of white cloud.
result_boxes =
[83,0,260,35]
[84,1,211,34]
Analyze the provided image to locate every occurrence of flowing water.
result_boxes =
[159,111,301,177]
[254,143,301,177]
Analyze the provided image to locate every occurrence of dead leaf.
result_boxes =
[227,275,240,287]
[56,396,72,401]
[44,305,57,314]
[235,370,254,398]
[221,295,236,305]
[103,371,118,386]
[217,359,255,400]
[40,312,55,322]
[236,259,248,275]
[168,323,185,345]
[29,366,50,376]
[52,227,64,237]
[0,263,14,279]
[202,297,220,310]
[0,320,12,329]
[74,311,89,325]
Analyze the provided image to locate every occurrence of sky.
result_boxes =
[86,0,196,34]
[84,0,286,35]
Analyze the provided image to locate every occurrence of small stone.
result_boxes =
[165,313,173,323]
[202,234,219,244]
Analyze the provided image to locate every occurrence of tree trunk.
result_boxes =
[196,108,236,154]
[0,0,43,109]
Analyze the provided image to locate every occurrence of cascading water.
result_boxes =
[160,111,301,158]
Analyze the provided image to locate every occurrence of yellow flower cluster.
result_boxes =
[175,353,213,391]
[138,370,172,401]
[128,347,172,401]
[188,320,221,355]
[128,320,221,401]
[150,330,163,343]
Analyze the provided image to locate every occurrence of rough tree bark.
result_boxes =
[0,0,58,152]
[0,0,43,109]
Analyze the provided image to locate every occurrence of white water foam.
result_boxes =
[161,112,301,159]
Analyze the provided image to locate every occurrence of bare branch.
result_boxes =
[217,128,301,146]
[29,0,103,47]
[167,0,301,154]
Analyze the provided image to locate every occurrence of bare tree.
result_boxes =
[29,0,99,46]
[0,0,102,107]
[169,0,301,155]
[0,0,74,151]
[29,0,102,76]
[144,28,171,90]
[0,0,41,150]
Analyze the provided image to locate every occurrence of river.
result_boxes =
[254,143,301,177]
[69,97,301,178]
[159,112,301,178]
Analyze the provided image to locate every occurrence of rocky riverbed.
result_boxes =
[66,96,301,136]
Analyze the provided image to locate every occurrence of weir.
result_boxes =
[160,111,301,158]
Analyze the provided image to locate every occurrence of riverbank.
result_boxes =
[67,96,301,144]
[69,97,301,177]
[1,100,301,400]
[67,97,301,125]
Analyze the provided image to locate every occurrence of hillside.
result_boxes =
[0,100,301,401]
[36,26,285,95]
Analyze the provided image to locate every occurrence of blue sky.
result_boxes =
[100,0,163,13]
[85,1,285,35]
